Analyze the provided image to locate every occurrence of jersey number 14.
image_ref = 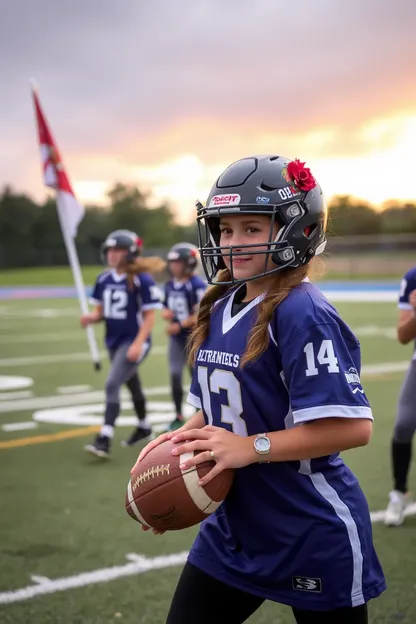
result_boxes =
[303,340,339,377]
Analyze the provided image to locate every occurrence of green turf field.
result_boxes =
[0,297,415,623]
[0,264,405,286]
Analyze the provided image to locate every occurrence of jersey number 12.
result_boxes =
[103,289,128,320]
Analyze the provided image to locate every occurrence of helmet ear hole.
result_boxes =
[304,224,317,238]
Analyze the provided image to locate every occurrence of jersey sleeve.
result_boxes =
[191,276,207,308]
[162,284,169,307]
[89,277,103,305]
[139,274,163,311]
[187,370,202,409]
[398,269,416,309]
[280,322,373,425]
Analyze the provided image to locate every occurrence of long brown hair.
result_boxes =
[187,263,310,367]
[125,256,166,290]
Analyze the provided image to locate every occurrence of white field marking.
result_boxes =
[353,325,396,339]
[0,332,84,345]
[2,421,38,432]
[1,502,415,605]
[0,386,172,414]
[361,361,410,375]
[0,360,408,416]
[33,401,195,427]
[0,345,167,367]
[369,502,416,523]
[0,551,189,604]
[0,390,33,400]
[30,576,50,585]
[0,307,78,319]
[0,375,33,391]
[57,385,93,394]
[322,291,397,302]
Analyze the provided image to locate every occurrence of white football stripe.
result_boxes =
[180,452,222,514]
[126,480,151,528]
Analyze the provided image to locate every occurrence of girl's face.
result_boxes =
[106,248,128,269]
[169,260,186,279]
[219,214,279,281]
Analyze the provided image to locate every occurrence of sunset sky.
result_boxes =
[0,0,415,224]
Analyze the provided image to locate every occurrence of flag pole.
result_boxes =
[30,79,101,370]
[55,193,102,370]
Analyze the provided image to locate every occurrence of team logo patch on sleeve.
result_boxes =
[292,576,322,593]
[345,367,365,394]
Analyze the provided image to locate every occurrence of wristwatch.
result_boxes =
[254,433,271,456]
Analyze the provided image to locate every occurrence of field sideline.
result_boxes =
[1,287,416,623]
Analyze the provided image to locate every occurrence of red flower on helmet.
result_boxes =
[283,159,316,193]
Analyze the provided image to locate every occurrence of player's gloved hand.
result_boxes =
[409,289,416,309]
[171,425,254,485]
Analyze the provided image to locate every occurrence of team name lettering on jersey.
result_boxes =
[197,349,240,368]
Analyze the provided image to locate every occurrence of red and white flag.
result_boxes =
[32,85,84,239]
[30,81,101,370]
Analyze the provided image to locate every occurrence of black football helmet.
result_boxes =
[196,155,327,285]
[101,229,143,264]
[167,242,199,275]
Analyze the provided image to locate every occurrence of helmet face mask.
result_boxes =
[195,155,327,286]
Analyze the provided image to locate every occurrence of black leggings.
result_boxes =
[166,562,368,624]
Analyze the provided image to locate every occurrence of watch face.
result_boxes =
[255,437,270,452]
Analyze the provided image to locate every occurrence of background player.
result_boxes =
[385,266,416,525]
[81,229,164,458]
[135,155,386,623]
[162,242,206,431]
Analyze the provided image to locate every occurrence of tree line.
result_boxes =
[0,183,415,268]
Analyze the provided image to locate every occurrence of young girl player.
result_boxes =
[82,229,164,458]
[162,242,206,431]
[134,155,386,623]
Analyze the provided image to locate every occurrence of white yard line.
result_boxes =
[0,325,397,346]
[0,332,84,345]
[0,346,167,367]
[0,391,33,400]
[0,386,171,413]
[0,502,415,605]
[56,385,93,394]
[0,361,410,415]
[1,422,38,432]
[0,551,189,604]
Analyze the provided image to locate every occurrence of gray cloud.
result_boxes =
[0,0,415,194]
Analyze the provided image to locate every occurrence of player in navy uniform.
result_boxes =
[384,266,416,525]
[162,242,207,431]
[82,230,163,458]
[133,156,386,623]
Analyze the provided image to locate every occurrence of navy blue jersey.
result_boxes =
[164,275,206,339]
[90,270,162,350]
[398,266,416,311]
[187,281,385,610]
[398,266,416,356]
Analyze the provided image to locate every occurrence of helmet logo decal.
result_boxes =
[278,186,299,201]
[209,193,241,208]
